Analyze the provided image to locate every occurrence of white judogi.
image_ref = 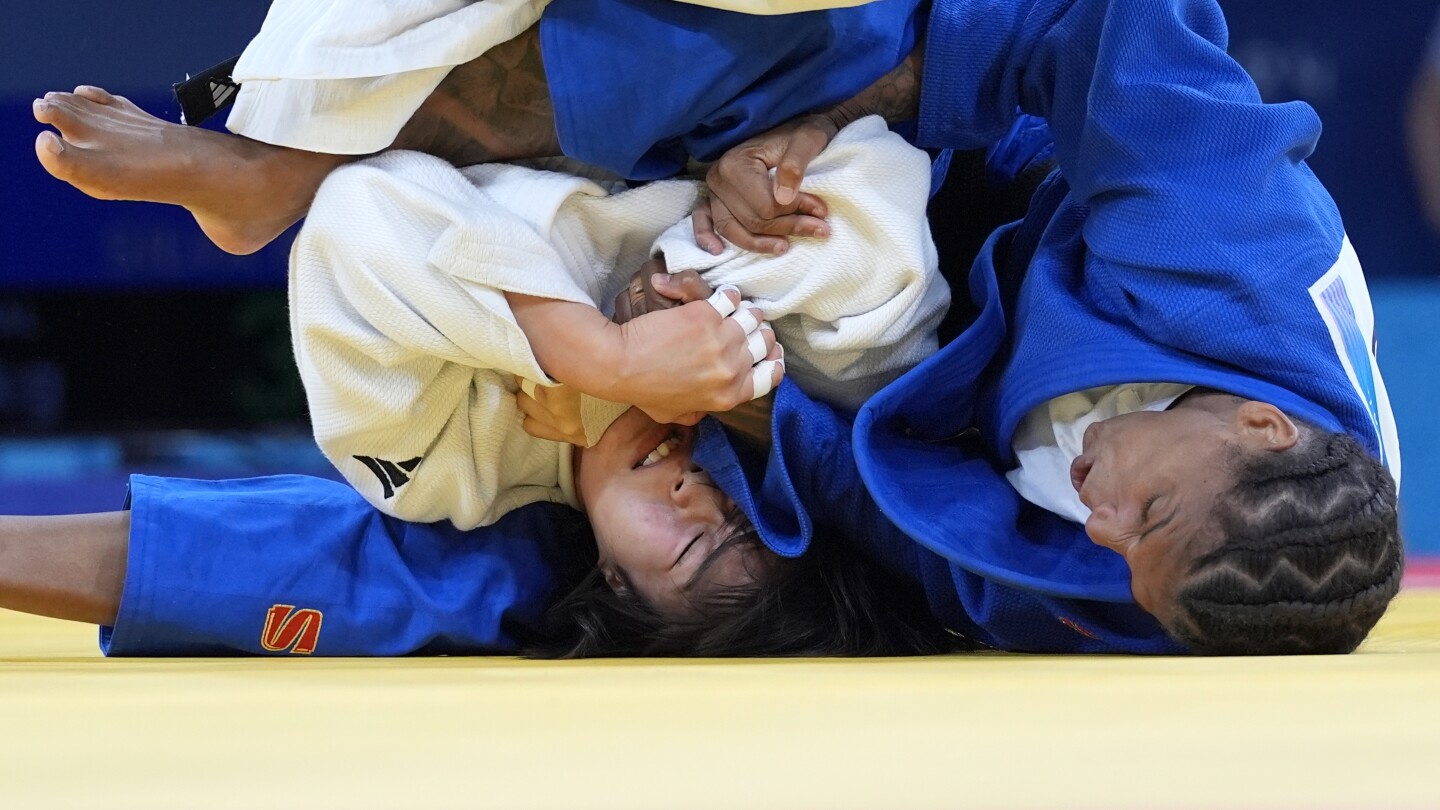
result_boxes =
[292,117,947,528]
[230,0,879,154]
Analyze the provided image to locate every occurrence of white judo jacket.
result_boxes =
[291,117,947,528]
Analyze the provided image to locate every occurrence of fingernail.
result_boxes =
[651,272,670,286]
[772,242,789,256]
[32,99,46,114]
[814,225,829,239]
[775,186,797,206]
[39,132,63,155]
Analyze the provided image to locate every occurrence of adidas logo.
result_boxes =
[352,455,422,499]
[210,80,237,108]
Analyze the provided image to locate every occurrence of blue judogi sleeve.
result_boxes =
[101,475,577,656]
[915,0,1399,471]
[540,0,922,179]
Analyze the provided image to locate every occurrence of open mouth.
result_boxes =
[635,428,684,469]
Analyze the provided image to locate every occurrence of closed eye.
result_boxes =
[673,533,704,570]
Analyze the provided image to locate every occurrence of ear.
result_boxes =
[1234,401,1300,453]
[601,567,628,596]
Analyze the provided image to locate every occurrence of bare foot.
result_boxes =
[33,86,348,255]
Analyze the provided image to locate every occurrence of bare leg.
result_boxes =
[0,512,128,625]
[33,26,561,256]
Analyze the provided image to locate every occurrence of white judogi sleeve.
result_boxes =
[652,116,949,411]
[293,150,697,527]
[292,152,604,528]
[229,0,881,153]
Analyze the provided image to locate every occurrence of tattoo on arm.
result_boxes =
[392,25,562,166]
[820,46,923,130]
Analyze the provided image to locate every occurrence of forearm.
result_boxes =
[827,44,923,128]
[1406,71,1440,229]
[0,512,127,625]
[506,292,622,399]
[392,25,561,166]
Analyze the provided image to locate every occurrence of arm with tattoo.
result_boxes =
[393,26,562,166]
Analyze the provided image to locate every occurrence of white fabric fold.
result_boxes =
[654,116,949,411]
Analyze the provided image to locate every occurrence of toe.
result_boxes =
[73,85,116,105]
[32,97,83,134]
[33,132,116,199]
[34,131,70,178]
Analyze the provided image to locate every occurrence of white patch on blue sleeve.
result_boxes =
[1307,236,1401,485]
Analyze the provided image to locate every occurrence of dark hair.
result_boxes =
[1168,426,1403,655]
[527,512,963,659]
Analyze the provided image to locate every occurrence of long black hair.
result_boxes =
[526,510,963,658]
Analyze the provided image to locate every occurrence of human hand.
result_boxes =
[611,257,713,325]
[610,285,784,424]
[515,378,589,446]
[694,113,840,256]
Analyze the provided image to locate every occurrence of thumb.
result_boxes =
[653,269,712,304]
[773,127,829,207]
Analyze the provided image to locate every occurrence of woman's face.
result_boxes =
[1071,395,1298,625]
[575,408,769,616]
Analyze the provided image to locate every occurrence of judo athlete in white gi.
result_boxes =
[291,116,945,615]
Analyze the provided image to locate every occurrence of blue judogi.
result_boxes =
[540,0,923,180]
[853,0,1398,639]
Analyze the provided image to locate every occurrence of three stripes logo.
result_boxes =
[209,80,236,109]
[260,605,323,655]
[352,455,422,499]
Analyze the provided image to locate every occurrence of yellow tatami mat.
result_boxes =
[2,591,1438,810]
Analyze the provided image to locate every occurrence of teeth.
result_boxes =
[639,434,682,468]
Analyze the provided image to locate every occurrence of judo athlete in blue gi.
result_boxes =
[691,0,1405,654]
[26,0,1402,656]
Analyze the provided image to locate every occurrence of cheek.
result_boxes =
[592,504,671,568]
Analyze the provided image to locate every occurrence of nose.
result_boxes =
[1084,503,1123,549]
[669,466,705,506]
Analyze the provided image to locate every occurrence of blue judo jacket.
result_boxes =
[846,0,1399,648]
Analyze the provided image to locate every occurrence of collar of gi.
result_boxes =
[692,414,811,559]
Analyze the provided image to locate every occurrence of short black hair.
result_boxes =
[1168,426,1403,655]
[527,515,963,659]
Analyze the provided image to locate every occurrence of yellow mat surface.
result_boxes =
[2,591,1438,810]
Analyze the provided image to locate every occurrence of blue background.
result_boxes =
[0,1,1436,552]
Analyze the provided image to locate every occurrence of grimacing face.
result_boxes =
[574,407,771,616]
[1068,392,1300,626]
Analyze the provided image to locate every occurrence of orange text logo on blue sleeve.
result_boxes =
[260,605,323,655]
